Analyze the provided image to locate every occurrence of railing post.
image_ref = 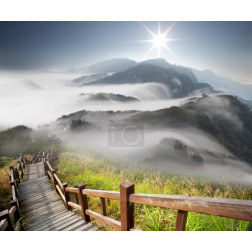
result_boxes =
[175,210,188,231]
[63,183,71,211]
[10,200,23,230]
[10,180,20,207]
[120,181,135,231]
[100,197,107,216]
[77,183,90,222]
[44,158,47,175]
[19,161,24,178]
[0,210,14,231]
[14,167,20,184]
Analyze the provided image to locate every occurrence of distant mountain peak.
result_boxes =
[88,58,137,74]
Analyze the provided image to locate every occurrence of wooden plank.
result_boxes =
[20,188,56,198]
[19,182,51,190]
[19,187,55,198]
[20,191,58,202]
[82,189,120,200]
[0,219,8,231]
[21,193,58,204]
[31,212,76,231]
[20,185,53,193]
[24,210,68,230]
[78,184,90,222]
[120,181,135,231]
[22,201,63,216]
[62,220,89,231]
[25,209,67,226]
[25,201,65,217]
[8,206,17,219]
[22,197,61,212]
[0,210,14,231]
[15,222,21,231]
[25,205,66,223]
[44,216,82,231]
[87,226,98,231]
[74,222,94,231]
[175,210,188,231]
[19,183,53,192]
[65,187,78,194]
[85,209,121,230]
[47,170,54,181]
[19,185,53,194]
[21,194,59,207]
[26,211,69,230]
[46,161,54,173]
[63,183,71,210]
[20,175,48,185]
[54,174,64,191]
[19,182,52,190]
[56,185,66,204]
[100,197,107,216]
[129,194,252,221]
[68,201,81,211]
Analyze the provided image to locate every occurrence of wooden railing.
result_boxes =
[0,155,28,231]
[0,151,56,231]
[42,154,252,231]
[1,152,252,231]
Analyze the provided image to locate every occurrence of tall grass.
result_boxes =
[0,158,18,211]
[55,151,252,231]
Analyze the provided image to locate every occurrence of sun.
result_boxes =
[141,22,176,57]
[153,33,167,48]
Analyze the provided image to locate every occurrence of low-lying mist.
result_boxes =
[53,124,252,186]
[1,70,252,186]
[0,71,189,128]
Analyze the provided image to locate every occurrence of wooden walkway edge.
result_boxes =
[20,162,97,231]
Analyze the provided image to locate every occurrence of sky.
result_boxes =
[0,21,252,83]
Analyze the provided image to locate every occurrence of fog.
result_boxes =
[55,125,252,185]
[1,70,252,186]
[0,71,189,128]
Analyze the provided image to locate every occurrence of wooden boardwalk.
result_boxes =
[2,153,252,231]
[19,162,97,231]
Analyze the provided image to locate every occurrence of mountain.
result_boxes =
[140,58,198,83]
[23,80,43,90]
[238,97,252,110]
[87,58,137,73]
[69,73,109,86]
[90,63,215,98]
[191,68,252,100]
[79,93,139,103]
[56,94,252,164]
[130,95,252,163]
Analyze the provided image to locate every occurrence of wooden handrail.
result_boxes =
[54,173,64,191]
[65,187,78,194]
[8,206,17,218]
[85,209,121,231]
[46,161,53,172]
[82,189,120,200]
[0,219,8,231]
[129,193,252,222]
[56,185,66,204]
[68,201,81,211]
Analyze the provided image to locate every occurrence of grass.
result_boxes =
[55,151,252,231]
[0,158,18,211]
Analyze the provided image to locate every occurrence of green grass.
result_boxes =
[0,158,18,211]
[55,151,252,231]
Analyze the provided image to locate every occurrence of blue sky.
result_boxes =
[0,21,251,83]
